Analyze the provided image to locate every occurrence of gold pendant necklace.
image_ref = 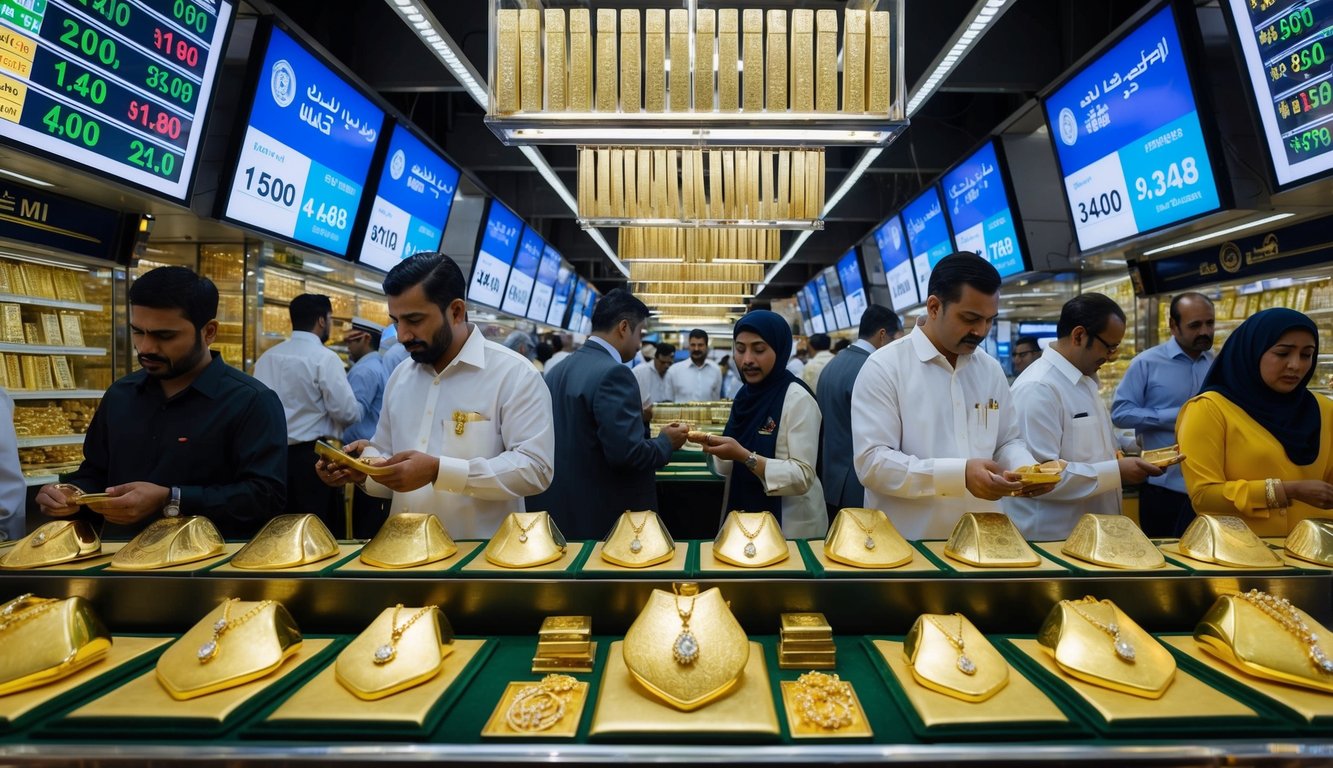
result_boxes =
[197,598,276,664]
[625,511,650,555]
[0,595,59,635]
[1065,596,1135,662]
[846,509,880,551]
[926,613,976,675]
[735,513,767,559]
[373,603,436,665]
[515,514,541,544]
[671,592,699,665]
[1237,589,1333,674]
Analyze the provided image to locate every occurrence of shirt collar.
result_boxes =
[452,324,487,370]
[852,339,876,354]
[910,325,967,368]
[587,335,622,361]
[292,330,323,345]
[1046,345,1087,386]
[134,351,225,399]
[1165,335,1214,363]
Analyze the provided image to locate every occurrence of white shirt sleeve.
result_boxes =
[1011,379,1120,500]
[320,351,362,428]
[992,373,1038,471]
[708,365,722,400]
[762,384,819,496]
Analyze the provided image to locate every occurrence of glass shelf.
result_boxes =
[578,216,823,230]
[486,112,909,147]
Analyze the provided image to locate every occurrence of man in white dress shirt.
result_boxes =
[315,253,555,539]
[801,333,835,390]
[664,329,722,402]
[1005,294,1163,540]
[632,342,675,421]
[254,293,361,530]
[851,252,1054,539]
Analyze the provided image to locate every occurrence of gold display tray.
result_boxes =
[1034,542,1184,573]
[581,542,688,573]
[0,637,171,726]
[481,677,590,738]
[334,541,481,574]
[1158,544,1296,573]
[209,545,359,574]
[2,541,125,571]
[105,543,242,573]
[921,541,1067,574]
[697,541,801,573]
[779,679,873,738]
[807,541,939,573]
[462,543,583,573]
[1160,636,1333,723]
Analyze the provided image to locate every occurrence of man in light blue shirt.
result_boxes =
[1111,292,1215,537]
[343,317,390,536]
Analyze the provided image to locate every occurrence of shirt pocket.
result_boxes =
[969,404,1001,456]
[1066,415,1104,462]
[445,413,503,460]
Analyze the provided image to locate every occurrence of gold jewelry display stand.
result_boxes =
[358,513,457,569]
[1059,514,1165,569]
[228,514,340,570]
[0,520,101,569]
[712,511,787,567]
[942,513,1040,567]
[903,613,1007,702]
[1283,518,1333,567]
[335,605,454,700]
[0,595,111,695]
[1036,598,1175,699]
[483,512,567,568]
[600,510,675,568]
[109,517,226,571]
[823,508,914,568]
[621,584,749,711]
[1193,592,1333,694]
[1171,515,1284,568]
[154,600,303,700]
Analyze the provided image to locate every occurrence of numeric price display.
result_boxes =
[941,140,1028,279]
[501,225,542,317]
[526,244,560,323]
[902,186,954,301]
[874,216,919,312]
[357,123,458,272]
[546,261,574,327]
[823,265,850,331]
[837,248,867,326]
[468,199,521,309]
[0,0,233,201]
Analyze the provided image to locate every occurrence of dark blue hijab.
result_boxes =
[723,311,811,516]
[1199,307,1322,466]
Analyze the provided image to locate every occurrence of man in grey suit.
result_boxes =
[816,305,902,517]
[532,289,689,538]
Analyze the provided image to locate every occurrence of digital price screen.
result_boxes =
[902,186,954,302]
[566,277,588,333]
[874,216,919,312]
[579,285,597,335]
[803,283,825,334]
[0,0,234,202]
[823,265,850,331]
[526,244,561,323]
[1042,2,1222,251]
[358,122,458,272]
[837,248,867,327]
[223,25,385,256]
[1224,0,1333,188]
[814,273,834,334]
[501,224,542,317]
[546,261,574,327]
[941,140,1027,279]
[468,199,521,309]
[795,289,811,331]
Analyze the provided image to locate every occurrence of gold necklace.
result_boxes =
[625,511,650,555]
[846,509,881,551]
[0,596,59,635]
[793,671,856,730]
[373,604,436,665]
[505,673,578,732]
[1065,596,1135,663]
[197,598,276,664]
[515,513,542,544]
[671,594,699,665]
[734,513,768,559]
[926,613,976,675]
[1236,589,1333,674]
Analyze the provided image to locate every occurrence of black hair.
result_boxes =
[833,338,851,353]
[1012,335,1041,353]
[1057,293,1126,340]
[289,294,332,332]
[548,335,564,352]
[808,333,832,351]
[129,266,218,330]
[365,330,382,351]
[655,342,677,358]
[1168,291,1214,326]
[928,251,1001,306]
[688,328,709,343]
[858,304,901,339]
[591,288,650,332]
[536,341,554,363]
[383,252,467,317]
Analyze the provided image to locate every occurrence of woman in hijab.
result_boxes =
[694,310,827,538]
[1177,307,1333,535]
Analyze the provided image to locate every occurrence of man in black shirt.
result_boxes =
[34,267,287,539]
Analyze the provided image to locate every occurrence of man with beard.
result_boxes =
[314,253,554,538]
[35,267,286,538]
[254,293,361,530]
[663,329,722,402]
[851,252,1054,539]
[1112,291,1217,536]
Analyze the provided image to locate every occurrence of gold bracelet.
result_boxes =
[505,674,578,732]
[792,671,856,731]
[1265,478,1279,510]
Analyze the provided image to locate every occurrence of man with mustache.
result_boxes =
[314,253,554,538]
[851,252,1053,539]
[1112,291,1217,536]
[34,267,287,538]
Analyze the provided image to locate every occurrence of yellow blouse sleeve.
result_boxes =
[1177,395,1272,520]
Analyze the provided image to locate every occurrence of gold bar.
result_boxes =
[707,150,722,219]
[805,150,820,218]
[791,150,806,217]
[718,9,739,111]
[537,615,592,639]
[0,353,7,389]
[40,312,61,345]
[51,355,74,390]
[760,150,773,220]
[779,638,837,652]
[665,149,680,218]
[569,9,592,110]
[695,10,715,111]
[815,10,838,113]
[4,353,19,389]
[620,9,640,112]
[544,9,567,111]
[723,150,736,219]
[818,151,826,218]
[843,9,866,113]
[652,149,667,216]
[681,148,695,220]
[777,150,790,219]
[578,148,594,216]
[596,147,611,218]
[734,149,747,219]
[766,10,787,111]
[609,148,625,218]
[749,149,760,221]
[1,303,21,344]
[19,354,37,390]
[637,149,652,217]
[669,9,690,113]
[868,11,891,114]
[624,149,638,218]
[790,9,813,111]
[519,9,543,112]
[23,322,38,344]
[645,9,665,112]
[495,9,520,114]
[595,9,617,112]
[693,150,706,219]
[742,9,763,112]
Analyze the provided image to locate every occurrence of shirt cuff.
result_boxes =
[433,456,469,494]
[935,458,967,497]
[179,485,204,513]
[1091,459,1122,496]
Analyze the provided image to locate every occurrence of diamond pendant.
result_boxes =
[1113,634,1136,662]
[672,630,699,665]
[374,643,396,665]
[213,619,228,633]
[197,639,218,663]
[864,535,876,550]
[518,533,528,544]
[629,537,643,554]
[957,653,976,675]
[743,541,757,558]
[32,531,47,545]
[1311,645,1333,674]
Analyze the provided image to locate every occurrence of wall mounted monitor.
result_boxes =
[222,24,386,256]
[874,215,919,311]
[814,273,834,334]
[357,121,459,272]
[0,0,235,202]
[527,244,561,323]
[837,247,868,327]
[467,198,521,309]
[803,282,826,335]
[940,139,1030,279]
[1041,0,1224,252]
[566,277,589,333]
[901,185,954,302]
[546,260,575,327]
[823,265,850,331]
[501,224,543,317]
[580,284,598,335]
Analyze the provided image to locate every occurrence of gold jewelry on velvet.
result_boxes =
[600,509,675,568]
[229,514,340,570]
[1176,514,1284,568]
[110,517,226,570]
[622,583,749,710]
[903,612,1008,702]
[483,511,567,568]
[942,512,1040,567]
[504,674,578,732]
[1037,596,1175,699]
[823,507,914,568]
[373,604,435,665]
[1194,591,1333,693]
[1060,514,1165,569]
[359,513,457,568]
[335,604,453,700]
[791,672,856,731]
[713,510,788,567]
[0,594,111,695]
[1265,478,1280,510]
[1284,518,1333,567]
[0,520,101,569]
[155,599,302,700]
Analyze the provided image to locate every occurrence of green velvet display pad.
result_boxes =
[456,541,595,578]
[33,637,347,740]
[913,542,1070,578]
[573,541,696,580]
[859,636,1090,742]
[241,637,496,741]
[1030,543,1188,577]
[796,540,942,579]
[996,636,1295,738]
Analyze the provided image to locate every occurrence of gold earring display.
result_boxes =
[735,513,767,559]
[373,604,436,666]
[1236,589,1333,674]
[672,586,699,665]
[927,613,976,675]
[505,674,578,732]
[1064,597,1135,663]
[792,672,855,731]
[197,598,276,664]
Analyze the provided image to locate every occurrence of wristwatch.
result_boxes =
[163,486,181,518]
[744,453,759,472]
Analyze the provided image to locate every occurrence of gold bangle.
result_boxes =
[1265,478,1279,510]
[792,671,856,731]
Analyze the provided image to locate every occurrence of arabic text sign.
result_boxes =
[501,224,542,316]
[941,140,1026,279]
[468,199,521,309]
[874,216,919,311]
[358,123,458,271]
[902,186,953,302]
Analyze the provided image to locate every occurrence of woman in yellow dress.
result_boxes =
[1177,308,1333,535]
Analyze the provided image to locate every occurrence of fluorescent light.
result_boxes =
[304,263,336,273]
[355,277,384,291]
[906,0,1018,116]
[1140,213,1296,256]
[502,125,893,145]
[0,168,55,187]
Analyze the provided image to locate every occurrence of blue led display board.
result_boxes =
[357,122,459,272]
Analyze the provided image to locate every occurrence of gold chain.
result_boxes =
[373,603,437,665]
[734,512,768,540]
[793,671,856,730]
[1236,589,1333,674]
[197,598,276,664]
[671,593,699,665]
[1064,596,1136,663]
[925,613,966,653]
[0,596,60,635]
[505,674,578,732]
[625,511,651,535]
[845,509,880,536]
[516,514,542,535]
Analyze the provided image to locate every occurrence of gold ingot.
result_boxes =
[1194,594,1333,694]
[1060,514,1165,570]
[779,612,832,640]
[842,9,866,113]
[717,9,739,111]
[814,10,838,112]
[1283,518,1333,567]
[334,606,454,701]
[619,9,640,112]
[568,9,592,111]
[1036,598,1176,699]
[903,613,1008,702]
[0,595,111,695]
[942,512,1040,567]
[823,507,914,568]
[0,520,100,569]
[867,11,891,114]
[741,9,763,112]
[155,600,303,700]
[483,511,567,568]
[518,8,543,112]
[1141,444,1185,469]
[544,9,567,110]
[1177,514,1284,568]
[601,510,675,568]
[1012,459,1067,487]
[110,517,225,571]
[359,513,457,569]
[622,585,749,710]
[668,9,690,112]
[494,9,519,114]
[712,510,788,567]
[229,514,339,570]
[538,615,592,642]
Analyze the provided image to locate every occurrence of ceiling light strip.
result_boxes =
[1139,213,1296,256]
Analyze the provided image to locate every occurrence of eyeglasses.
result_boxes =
[1091,332,1120,357]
